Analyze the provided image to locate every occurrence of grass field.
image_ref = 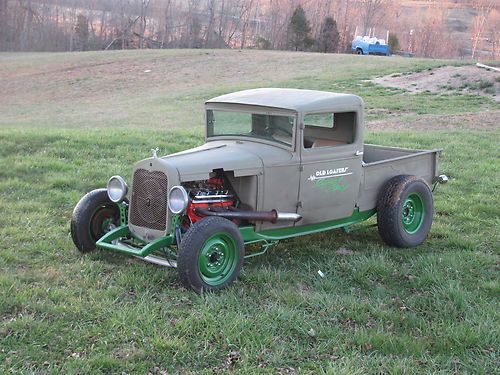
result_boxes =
[0,50,499,374]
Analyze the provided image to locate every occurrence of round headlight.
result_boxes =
[107,176,128,203]
[168,185,189,214]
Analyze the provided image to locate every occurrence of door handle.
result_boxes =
[355,150,364,156]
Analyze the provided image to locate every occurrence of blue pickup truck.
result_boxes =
[352,36,390,56]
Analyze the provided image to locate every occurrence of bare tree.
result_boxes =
[138,0,151,48]
[239,0,256,48]
[204,0,216,47]
[413,5,453,58]
[485,8,499,59]
[159,0,173,48]
[0,0,8,48]
[471,0,494,59]
[360,0,386,35]
[340,0,354,51]
[0,0,489,59]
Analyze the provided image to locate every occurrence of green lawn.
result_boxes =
[0,50,499,374]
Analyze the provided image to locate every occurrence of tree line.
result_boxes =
[0,0,498,59]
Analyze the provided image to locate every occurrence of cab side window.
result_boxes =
[303,112,356,149]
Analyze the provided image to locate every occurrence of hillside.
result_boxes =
[0,49,497,131]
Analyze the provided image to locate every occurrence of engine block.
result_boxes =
[184,177,235,223]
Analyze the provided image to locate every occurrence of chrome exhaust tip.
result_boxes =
[276,211,303,222]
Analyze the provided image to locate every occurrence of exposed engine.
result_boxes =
[183,177,236,224]
[181,175,302,226]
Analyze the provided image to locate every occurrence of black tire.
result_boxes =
[70,188,122,252]
[356,48,363,55]
[178,216,244,293]
[377,175,434,248]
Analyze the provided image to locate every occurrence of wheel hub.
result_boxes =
[207,247,224,265]
[401,193,424,234]
[402,202,415,223]
[90,205,119,241]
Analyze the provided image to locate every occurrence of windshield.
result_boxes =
[207,110,295,147]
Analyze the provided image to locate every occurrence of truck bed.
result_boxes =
[357,144,442,211]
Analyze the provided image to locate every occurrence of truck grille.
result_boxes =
[129,169,168,231]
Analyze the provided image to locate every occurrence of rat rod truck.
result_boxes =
[71,88,448,292]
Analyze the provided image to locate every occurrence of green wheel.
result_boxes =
[377,175,434,248]
[178,217,244,292]
[401,193,424,234]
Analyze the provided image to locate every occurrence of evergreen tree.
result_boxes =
[289,5,313,51]
[388,33,400,52]
[317,17,340,53]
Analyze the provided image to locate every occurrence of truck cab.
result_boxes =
[204,89,365,229]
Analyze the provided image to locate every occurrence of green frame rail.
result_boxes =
[96,225,174,257]
[96,209,376,259]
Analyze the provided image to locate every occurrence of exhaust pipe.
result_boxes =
[275,211,303,222]
[194,207,302,223]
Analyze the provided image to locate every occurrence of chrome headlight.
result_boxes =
[107,175,128,203]
[168,185,189,214]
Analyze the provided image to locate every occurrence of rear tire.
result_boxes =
[178,217,244,293]
[377,175,433,248]
[70,189,122,252]
[356,48,363,55]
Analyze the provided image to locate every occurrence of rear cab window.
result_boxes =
[303,112,356,149]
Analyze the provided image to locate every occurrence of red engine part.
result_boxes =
[187,201,233,224]
[206,177,225,186]
[182,177,236,224]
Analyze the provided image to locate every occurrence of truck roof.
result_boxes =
[206,88,363,113]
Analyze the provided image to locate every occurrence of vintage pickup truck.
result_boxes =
[71,88,447,292]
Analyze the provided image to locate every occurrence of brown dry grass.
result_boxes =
[0,50,356,107]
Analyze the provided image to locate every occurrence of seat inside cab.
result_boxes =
[303,112,356,149]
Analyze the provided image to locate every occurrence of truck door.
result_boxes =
[253,111,302,231]
[298,111,363,224]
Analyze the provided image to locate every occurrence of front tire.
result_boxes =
[70,189,122,252]
[377,175,434,248]
[178,217,244,292]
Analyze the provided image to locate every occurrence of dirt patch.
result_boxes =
[367,110,500,131]
[373,65,500,102]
